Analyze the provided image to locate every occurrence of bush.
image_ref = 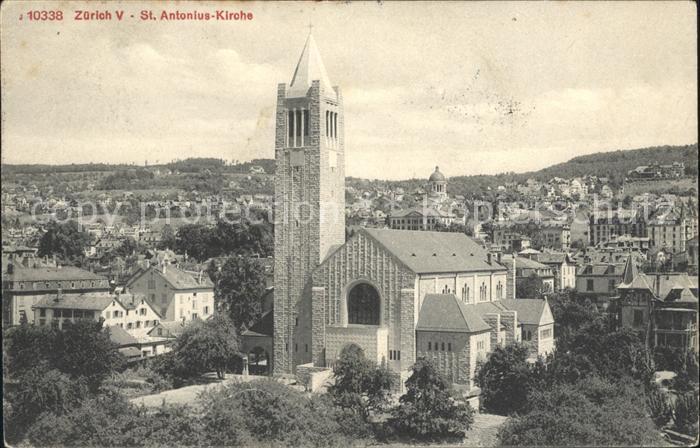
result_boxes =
[328,344,394,421]
[672,392,699,437]
[475,343,533,415]
[389,359,474,441]
[198,379,357,447]
[5,368,88,443]
[647,388,672,428]
[498,377,663,447]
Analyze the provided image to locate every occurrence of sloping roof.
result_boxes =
[106,325,139,346]
[242,308,274,338]
[664,286,698,304]
[362,228,506,274]
[6,265,107,282]
[118,346,141,358]
[129,265,213,290]
[148,320,187,338]
[34,294,113,311]
[389,208,450,218]
[500,299,548,325]
[533,252,571,264]
[417,294,491,333]
[288,33,334,98]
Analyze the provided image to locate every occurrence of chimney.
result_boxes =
[52,254,56,266]
[497,252,502,264]
[198,270,202,284]
[7,262,13,275]
[487,253,493,264]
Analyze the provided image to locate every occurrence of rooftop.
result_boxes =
[362,228,506,274]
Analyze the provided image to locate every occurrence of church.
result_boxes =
[243,32,554,393]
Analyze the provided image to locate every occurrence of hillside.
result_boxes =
[523,144,698,186]
[2,145,696,196]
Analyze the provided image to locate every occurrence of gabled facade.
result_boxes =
[617,255,698,352]
[126,263,214,323]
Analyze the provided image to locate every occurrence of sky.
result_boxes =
[1,1,697,179]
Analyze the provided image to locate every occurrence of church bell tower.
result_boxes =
[273,32,345,375]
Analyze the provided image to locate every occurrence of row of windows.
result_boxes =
[16,280,103,290]
[427,341,452,352]
[439,281,505,302]
[325,110,338,139]
[389,350,401,360]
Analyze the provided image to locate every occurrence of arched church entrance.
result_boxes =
[347,282,380,325]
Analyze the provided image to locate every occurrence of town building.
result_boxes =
[647,208,688,254]
[2,263,110,326]
[617,256,698,352]
[589,209,646,246]
[427,166,448,202]
[575,261,626,311]
[491,220,571,251]
[388,207,455,231]
[125,261,214,323]
[501,254,556,296]
[530,252,577,291]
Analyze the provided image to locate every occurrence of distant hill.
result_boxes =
[2,144,696,192]
[523,144,698,186]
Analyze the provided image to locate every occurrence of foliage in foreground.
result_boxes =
[23,380,367,448]
[389,358,474,441]
[328,344,394,422]
[497,376,664,447]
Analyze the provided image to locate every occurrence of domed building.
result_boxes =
[427,166,447,201]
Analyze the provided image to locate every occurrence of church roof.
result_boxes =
[288,32,334,98]
[417,294,491,333]
[500,299,550,326]
[428,166,446,182]
[363,228,507,274]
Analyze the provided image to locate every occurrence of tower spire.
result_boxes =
[288,30,334,98]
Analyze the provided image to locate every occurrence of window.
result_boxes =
[540,328,552,339]
[305,344,308,353]
[428,342,432,351]
[608,279,616,292]
[441,342,445,351]
[633,310,644,327]
[140,308,147,316]
[192,313,198,319]
[586,279,594,291]
[127,323,133,329]
[348,283,380,325]
[136,321,141,328]
[204,306,209,315]
[40,308,46,317]
[448,343,452,352]
[105,311,111,319]
[148,279,156,289]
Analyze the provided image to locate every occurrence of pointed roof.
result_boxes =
[288,32,334,98]
[621,254,637,285]
[417,294,491,333]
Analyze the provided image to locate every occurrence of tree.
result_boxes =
[328,344,394,422]
[498,376,663,446]
[5,368,89,443]
[161,315,240,380]
[475,343,534,415]
[4,320,125,391]
[215,256,267,331]
[174,224,217,261]
[389,358,474,441]
[158,223,176,249]
[38,220,91,265]
[516,273,547,299]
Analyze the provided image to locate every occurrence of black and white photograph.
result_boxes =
[1,1,698,446]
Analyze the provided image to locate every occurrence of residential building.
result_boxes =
[530,252,577,290]
[617,256,698,352]
[575,262,626,311]
[491,221,571,251]
[2,263,110,326]
[589,209,646,246]
[125,262,214,323]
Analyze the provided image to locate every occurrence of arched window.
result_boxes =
[348,283,380,325]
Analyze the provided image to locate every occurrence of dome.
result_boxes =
[428,166,446,182]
